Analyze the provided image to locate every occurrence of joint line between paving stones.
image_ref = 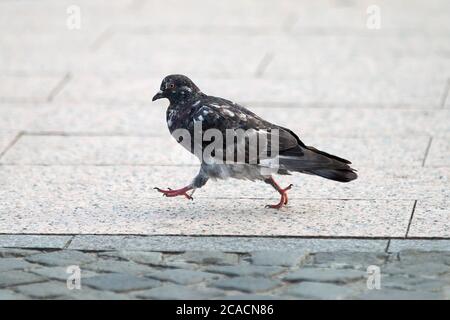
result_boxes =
[422,136,433,167]
[384,239,391,253]
[63,235,75,249]
[90,27,115,51]
[405,200,418,238]
[0,131,23,161]
[254,52,274,77]
[440,78,450,108]
[47,72,71,102]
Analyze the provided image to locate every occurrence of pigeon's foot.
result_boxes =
[264,177,293,209]
[154,186,194,200]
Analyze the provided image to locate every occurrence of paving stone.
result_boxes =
[0,135,430,168]
[60,289,131,300]
[204,265,284,277]
[27,105,450,138]
[382,275,447,292]
[444,286,450,299]
[284,281,355,300]
[146,269,220,285]
[425,137,450,167]
[0,248,41,258]
[69,235,388,252]
[312,251,388,270]
[383,262,450,279]
[82,273,161,292]
[167,251,239,266]
[134,284,224,300]
[14,281,75,299]
[0,136,195,166]
[88,33,265,77]
[357,289,443,300]
[31,266,98,282]
[0,235,71,249]
[284,268,365,283]
[397,250,450,265]
[0,165,414,236]
[83,260,154,275]
[98,251,163,265]
[0,132,17,155]
[0,106,48,131]
[407,200,450,238]
[389,240,450,252]
[251,250,309,267]
[0,271,45,288]
[0,258,39,272]
[0,289,29,300]
[25,250,97,267]
[0,75,63,103]
[211,276,281,293]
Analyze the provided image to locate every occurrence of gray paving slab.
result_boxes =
[211,276,282,293]
[14,281,75,299]
[0,258,39,272]
[0,196,413,236]
[87,33,268,77]
[68,236,388,252]
[0,75,63,103]
[425,137,450,167]
[0,106,48,131]
[290,0,450,35]
[407,200,450,238]
[0,135,429,167]
[82,273,161,292]
[0,289,29,300]
[283,268,365,283]
[283,281,356,300]
[0,271,45,288]
[0,165,448,202]
[0,235,71,249]
[25,250,97,267]
[29,104,450,138]
[0,132,17,157]
[134,284,224,300]
[31,266,98,281]
[146,269,220,285]
[55,75,445,109]
[389,240,450,252]
[250,250,309,267]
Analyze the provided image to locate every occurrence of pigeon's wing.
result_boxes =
[187,98,302,164]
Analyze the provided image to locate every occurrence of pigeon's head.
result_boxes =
[152,74,201,103]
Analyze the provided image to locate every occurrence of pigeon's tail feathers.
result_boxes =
[278,145,358,183]
[305,168,358,182]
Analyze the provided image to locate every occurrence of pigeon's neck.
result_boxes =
[169,91,205,106]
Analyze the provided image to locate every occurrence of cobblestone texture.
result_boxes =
[0,247,449,300]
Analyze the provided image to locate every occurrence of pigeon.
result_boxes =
[152,74,357,209]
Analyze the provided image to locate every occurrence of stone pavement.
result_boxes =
[0,0,449,299]
[0,238,449,300]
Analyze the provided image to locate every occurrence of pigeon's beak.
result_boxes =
[152,90,164,101]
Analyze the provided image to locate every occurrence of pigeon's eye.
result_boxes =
[168,83,175,89]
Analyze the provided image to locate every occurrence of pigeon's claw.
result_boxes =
[264,178,294,209]
[265,193,288,209]
[154,186,194,200]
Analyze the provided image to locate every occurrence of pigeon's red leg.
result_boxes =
[264,177,293,209]
[154,186,194,200]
